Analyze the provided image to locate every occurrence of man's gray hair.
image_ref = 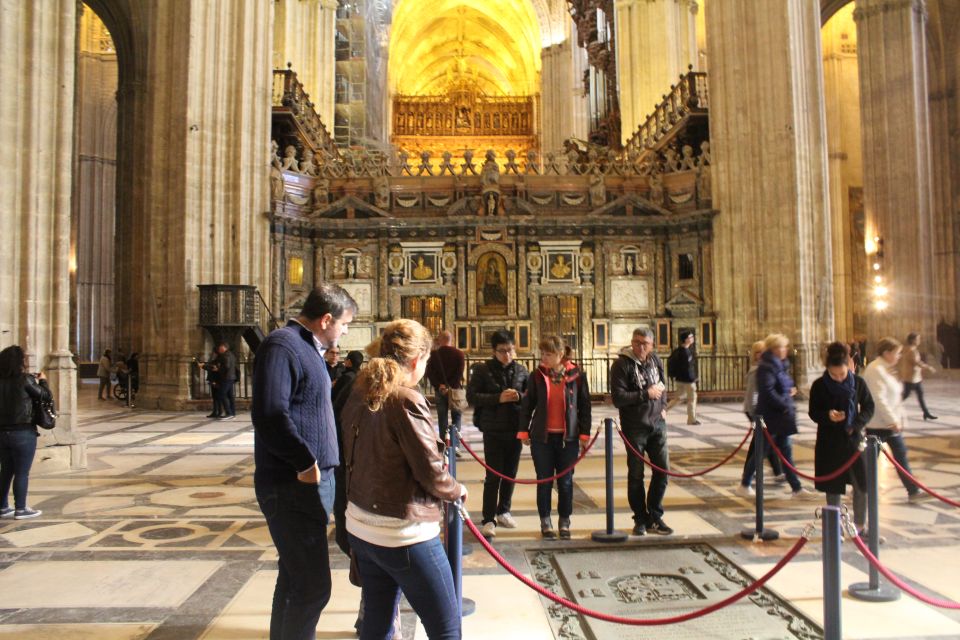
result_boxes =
[632,327,655,340]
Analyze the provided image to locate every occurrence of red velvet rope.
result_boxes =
[616,424,753,478]
[880,447,960,508]
[461,514,809,625]
[850,533,960,609]
[761,426,862,483]
[457,426,601,484]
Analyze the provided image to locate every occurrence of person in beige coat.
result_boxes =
[899,333,937,420]
[863,337,926,503]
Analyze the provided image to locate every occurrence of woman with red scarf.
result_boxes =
[518,335,591,539]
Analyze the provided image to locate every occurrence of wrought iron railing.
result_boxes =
[625,66,708,155]
[183,353,750,402]
[272,68,340,160]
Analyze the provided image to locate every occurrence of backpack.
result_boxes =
[667,348,682,380]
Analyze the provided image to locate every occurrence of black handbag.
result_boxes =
[32,397,57,430]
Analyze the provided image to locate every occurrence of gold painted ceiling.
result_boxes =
[389,0,542,97]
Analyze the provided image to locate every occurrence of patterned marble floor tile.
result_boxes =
[144,455,248,476]
[1,522,96,547]
[0,623,159,639]
[0,560,222,608]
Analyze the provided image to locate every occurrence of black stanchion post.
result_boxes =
[849,436,899,602]
[822,504,843,640]
[446,426,475,616]
[741,418,779,541]
[591,418,628,542]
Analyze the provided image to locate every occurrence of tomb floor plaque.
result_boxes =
[526,542,822,640]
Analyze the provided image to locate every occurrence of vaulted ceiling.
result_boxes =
[389,0,542,96]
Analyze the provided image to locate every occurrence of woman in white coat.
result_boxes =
[861,337,926,503]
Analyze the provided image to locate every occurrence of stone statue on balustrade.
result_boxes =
[680,145,697,171]
[649,171,665,206]
[280,145,299,172]
[373,176,390,209]
[663,148,681,173]
[298,149,318,177]
[270,140,282,169]
[589,171,606,207]
[480,150,500,190]
[698,141,711,167]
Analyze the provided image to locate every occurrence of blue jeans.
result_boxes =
[348,533,461,640]
[256,474,336,640]
[866,429,919,495]
[0,429,38,510]
[623,423,670,523]
[215,380,236,416]
[741,432,802,492]
[435,393,462,444]
[530,435,579,520]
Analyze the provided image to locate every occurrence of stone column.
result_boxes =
[927,0,960,327]
[615,0,698,145]
[0,0,84,468]
[707,0,834,383]
[273,0,337,127]
[541,40,584,153]
[855,0,937,342]
[130,0,273,409]
[821,9,863,341]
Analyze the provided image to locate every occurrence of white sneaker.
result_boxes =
[908,492,931,504]
[481,521,497,538]
[790,487,817,500]
[734,484,755,497]
[496,512,517,528]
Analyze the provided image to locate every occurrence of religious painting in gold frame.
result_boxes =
[476,253,508,316]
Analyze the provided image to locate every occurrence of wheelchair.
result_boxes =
[112,372,139,402]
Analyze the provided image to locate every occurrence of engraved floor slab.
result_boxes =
[526,542,821,640]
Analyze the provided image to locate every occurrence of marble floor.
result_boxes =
[1,378,959,639]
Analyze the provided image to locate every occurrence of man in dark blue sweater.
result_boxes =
[252,283,357,640]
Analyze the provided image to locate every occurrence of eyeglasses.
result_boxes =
[632,340,653,347]
[494,347,514,355]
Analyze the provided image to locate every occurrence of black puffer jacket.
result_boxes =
[610,348,667,431]
[466,359,529,434]
[0,374,51,431]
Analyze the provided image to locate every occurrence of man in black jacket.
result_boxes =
[213,343,238,420]
[466,330,529,538]
[610,327,673,536]
[666,330,700,425]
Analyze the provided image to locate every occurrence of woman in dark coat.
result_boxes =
[0,345,52,520]
[809,341,875,533]
[748,333,813,498]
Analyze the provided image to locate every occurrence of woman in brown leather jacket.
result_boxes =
[341,319,467,640]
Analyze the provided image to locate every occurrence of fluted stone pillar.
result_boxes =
[541,38,590,152]
[822,9,863,341]
[927,1,960,327]
[855,0,936,342]
[128,0,273,409]
[273,0,337,127]
[707,0,834,383]
[615,0,698,145]
[0,0,84,468]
